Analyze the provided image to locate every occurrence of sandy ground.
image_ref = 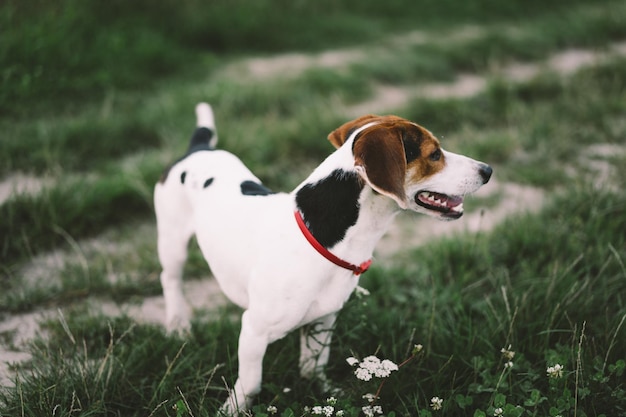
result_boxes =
[2,38,625,388]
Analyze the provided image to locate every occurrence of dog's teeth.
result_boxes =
[428,195,436,202]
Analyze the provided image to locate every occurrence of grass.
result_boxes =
[2,0,618,118]
[1,188,624,416]
[1,0,625,416]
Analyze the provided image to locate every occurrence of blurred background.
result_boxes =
[1,0,625,415]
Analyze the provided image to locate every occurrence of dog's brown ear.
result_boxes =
[353,126,408,208]
[327,114,381,149]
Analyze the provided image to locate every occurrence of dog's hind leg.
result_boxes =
[154,181,195,333]
[154,103,217,333]
[299,313,337,390]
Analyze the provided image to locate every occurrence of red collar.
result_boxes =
[294,210,372,276]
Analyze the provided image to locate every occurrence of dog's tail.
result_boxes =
[188,102,218,152]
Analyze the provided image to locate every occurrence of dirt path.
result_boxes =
[2,37,625,388]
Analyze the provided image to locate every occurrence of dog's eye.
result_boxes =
[429,149,442,161]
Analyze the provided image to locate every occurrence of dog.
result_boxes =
[154,103,492,413]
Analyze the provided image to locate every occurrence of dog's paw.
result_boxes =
[219,394,252,417]
[165,308,192,336]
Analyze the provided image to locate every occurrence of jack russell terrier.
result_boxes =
[154,103,492,413]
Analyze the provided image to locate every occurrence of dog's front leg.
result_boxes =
[221,310,269,414]
[299,313,337,390]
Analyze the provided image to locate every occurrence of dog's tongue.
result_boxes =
[446,195,463,208]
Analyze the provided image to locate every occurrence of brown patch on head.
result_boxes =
[330,114,447,208]
[403,128,446,184]
[328,114,406,149]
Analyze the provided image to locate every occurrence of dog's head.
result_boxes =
[328,114,492,220]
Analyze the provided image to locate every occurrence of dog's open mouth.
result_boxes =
[415,191,464,219]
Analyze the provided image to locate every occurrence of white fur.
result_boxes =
[154,104,491,413]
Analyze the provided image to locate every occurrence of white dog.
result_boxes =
[154,103,492,412]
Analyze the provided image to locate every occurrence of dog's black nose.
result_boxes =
[479,164,493,184]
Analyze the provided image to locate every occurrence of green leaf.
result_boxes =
[175,399,188,417]
[504,404,525,417]
[524,389,547,406]
[455,394,473,409]
[419,409,433,417]
[281,408,296,417]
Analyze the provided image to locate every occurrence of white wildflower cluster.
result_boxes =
[346,355,399,381]
[494,407,503,416]
[361,391,384,415]
[311,405,334,417]
[310,397,342,417]
[547,363,564,378]
[361,404,383,417]
[267,405,278,415]
[430,396,443,411]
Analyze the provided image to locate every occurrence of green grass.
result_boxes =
[1,0,626,416]
[1,188,624,416]
[2,0,619,118]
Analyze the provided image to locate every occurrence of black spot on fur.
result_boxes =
[295,169,364,248]
[401,129,423,163]
[158,128,215,183]
[180,171,187,184]
[187,127,215,153]
[203,177,214,188]
[241,180,275,196]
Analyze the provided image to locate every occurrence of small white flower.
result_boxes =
[346,357,359,366]
[431,396,443,411]
[547,363,564,378]
[362,405,383,417]
[322,405,334,417]
[413,344,424,354]
[283,387,292,393]
[504,361,514,369]
[355,367,373,381]
[494,407,503,416]
[362,393,377,403]
[336,411,345,417]
[373,366,392,378]
[353,355,399,380]
[267,405,278,415]
[374,359,398,378]
[312,406,323,415]
[501,345,515,361]
[362,356,381,367]
[381,359,399,372]
[355,286,370,297]
[326,397,337,405]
